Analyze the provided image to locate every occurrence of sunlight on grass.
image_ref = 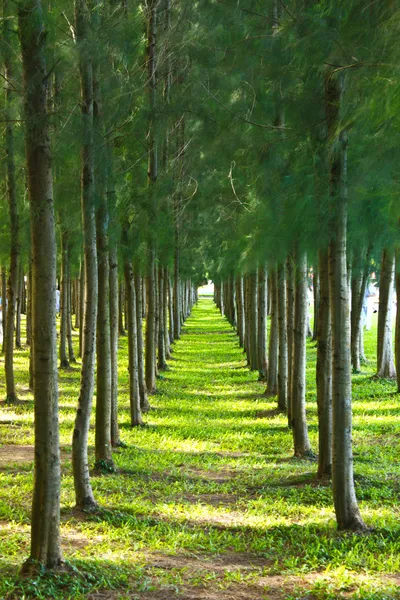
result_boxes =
[0,300,399,599]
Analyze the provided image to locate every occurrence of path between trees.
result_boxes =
[1,299,399,598]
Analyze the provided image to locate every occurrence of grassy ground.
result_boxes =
[0,298,399,599]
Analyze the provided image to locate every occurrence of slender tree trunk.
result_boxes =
[119,282,126,336]
[125,260,143,426]
[154,264,160,377]
[109,243,120,447]
[258,266,267,379]
[326,71,365,530]
[168,272,174,346]
[4,0,19,402]
[26,263,32,346]
[72,0,97,510]
[277,262,288,412]
[395,247,400,392]
[60,231,69,368]
[19,0,62,569]
[266,269,278,396]
[134,266,150,412]
[15,265,23,349]
[249,272,258,371]
[291,251,312,457]
[312,270,320,341]
[286,254,295,425]
[67,272,76,363]
[236,275,245,348]
[376,248,396,378]
[145,260,157,393]
[78,259,84,358]
[316,250,332,478]
[1,268,7,355]
[95,189,114,471]
[145,0,158,393]
[163,267,171,359]
[74,278,80,330]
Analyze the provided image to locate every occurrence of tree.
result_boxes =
[18,0,62,570]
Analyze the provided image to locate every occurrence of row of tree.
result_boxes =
[0,0,201,572]
[1,0,400,574]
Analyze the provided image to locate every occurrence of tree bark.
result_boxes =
[109,243,121,447]
[249,271,258,371]
[312,269,320,342]
[395,247,400,392]
[350,248,370,372]
[291,250,312,457]
[257,266,267,379]
[125,260,143,426]
[72,0,97,510]
[59,231,69,368]
[163,267,171,359]
[168,270,174,346]
[235,275,245,348]
[19,0,62,569]
[3,0,19,402]
[134,266,150,412]
[316,250,332,478]
[15,267,23,349]
[286,254,295,426]
[1,268,7,355]
[95,184,114,471]
[266,269,278,396]
[67,272,76,363]
[376,248,396,378]
[119,281,126,336]
[277,262,288,412]
[326,70,365,530]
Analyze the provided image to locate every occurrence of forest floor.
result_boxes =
[0,298,400,599]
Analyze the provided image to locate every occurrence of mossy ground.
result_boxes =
[0,298,399,599]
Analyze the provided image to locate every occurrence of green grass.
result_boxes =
[0,299,399,599]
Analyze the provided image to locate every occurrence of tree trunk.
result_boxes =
[119,281,126,336]
[134,266,150,412]
[286,254,295,426]
[26,264,32,346]
[277,262,288,412]
[145,259,157,394]
[59,231,69,368]
[350,248,370,373]
[266,269,278,396]
[95,193,114,471]
[19,0,62,569]
[67,271,76,363]
[1,268,7,355]
[168,271,174,346]
[249,272,258,371]
[15,267,23,348]
[235,275,245,348]
[3,0,19,402]
[125,260,143,426]
[72,0,97,510]
[395,247,400,392]
[291,250,312,457]
[316,250,332,478]
[145,0,158,393]
[109,243,120,447]
[257,266,267,379]
[326,70,365,530]
[312,269,320,341]
[78,259,84,358]
[163,267,171,359]
[376,248,396,378]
